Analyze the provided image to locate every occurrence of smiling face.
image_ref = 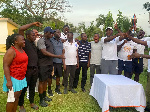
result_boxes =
[15,35,25,48]
[94,34,99,43]
[63,26,70,35]
[106,29,113,37]
[137,30,145,39]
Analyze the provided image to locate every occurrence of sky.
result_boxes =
[62,0,150,35]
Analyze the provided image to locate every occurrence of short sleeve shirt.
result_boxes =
[78,40,91,63]
[147,41,150,72]
[50,37,63,63]
[63,40,78,65]
[101,36,120,60]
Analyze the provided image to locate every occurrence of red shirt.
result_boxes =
[9,46,28,80]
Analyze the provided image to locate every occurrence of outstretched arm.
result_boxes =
[19,22,42,36]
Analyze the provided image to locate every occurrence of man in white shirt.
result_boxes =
[62,32,79,94]
[117,33,136,78]
[132,30,150,82]
[90,33,102,86]
[128,34,150,111]
[101,27,124,75]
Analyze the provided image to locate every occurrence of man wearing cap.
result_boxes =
[37,27,64,107]
[101,27,124,75]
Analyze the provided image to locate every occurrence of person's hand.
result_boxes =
[87,62,90,68]
[59,54,65,59]
[131,52,141,58]
[124,39,127,43]
[63,64,66,71]
[114,23,118,30]
[76,63,79,69]
[33,22,42,27]
[6,80,12,90]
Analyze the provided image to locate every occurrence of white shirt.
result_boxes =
[63,40,78,65]
[101,36,120,60]
[90,41,102,65]
[60,32,67,40]
[118,40,136,61]
[134,37,150,54]
[147,41,150,72]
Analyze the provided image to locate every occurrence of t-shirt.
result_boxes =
[101,36,120,60]
[37,37,53,66]
[50,37,63,63]
[90,41,102,65]
[147,41,150,72]
[23,39,38,66]
[63,40,78,65]
[78,40,91,63]
[60,32,67,40]
[134,37,150,54]
[118,40,136,61]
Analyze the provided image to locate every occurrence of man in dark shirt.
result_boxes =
[18,30,39,111]
[73,33,91,92]
[18,22,42,111]
[37,27,64,107]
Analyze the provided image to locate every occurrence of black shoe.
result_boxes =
[73,86,77,89]
[39,100,48,107]
[52,76,56,80]
[48,90,53,96]
[55,89,62,94]
[82,88,86,92]
[69,89,77,93]
[145,107,150,112]
[43,96,52,102]
[64,88,68,94]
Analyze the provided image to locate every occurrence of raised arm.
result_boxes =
[128,35,147,46]
[19,22,42,36]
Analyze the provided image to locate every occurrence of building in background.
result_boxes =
[0,18,19,52]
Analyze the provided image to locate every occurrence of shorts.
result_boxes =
[3,75,27,92]
[118,59,132,73]
[38,65,53,81]
[132,58,143,74]
[53,63,63,77]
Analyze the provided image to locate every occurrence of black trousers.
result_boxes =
[73,62,88,89]
[64,65,76,89]
[18,66,38,106]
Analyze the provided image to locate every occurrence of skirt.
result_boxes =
[3,75,27,92]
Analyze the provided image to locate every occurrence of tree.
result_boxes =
[143,2,150,11]
[0,0,72,18]
[95,14,106,28]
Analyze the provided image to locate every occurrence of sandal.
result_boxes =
[31,104,39,110]
[19,108,26,112]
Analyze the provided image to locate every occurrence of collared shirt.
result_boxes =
[63,40,78,65]
[50,37,63,63]
[78,40,91,63]
[23,39,38,66]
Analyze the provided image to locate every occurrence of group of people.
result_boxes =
[2,21,150,112]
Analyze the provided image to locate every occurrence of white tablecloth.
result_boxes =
[89,74,146,112]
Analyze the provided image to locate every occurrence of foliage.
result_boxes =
[143,2,150,11]
[0,0,72,18]
[77,21,102,41]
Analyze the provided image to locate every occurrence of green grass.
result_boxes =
[0,55,148,112]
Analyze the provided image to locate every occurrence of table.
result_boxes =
[89,74,146,112]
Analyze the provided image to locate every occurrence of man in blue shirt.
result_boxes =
[50,29,63,95]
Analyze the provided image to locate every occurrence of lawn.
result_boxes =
[0,55,148,112]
